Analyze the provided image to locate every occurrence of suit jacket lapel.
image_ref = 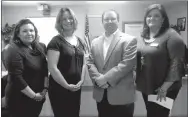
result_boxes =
[104,31,122,67]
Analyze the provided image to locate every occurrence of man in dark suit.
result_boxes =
[87,9,137,117]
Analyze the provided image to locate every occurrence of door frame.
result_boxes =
[122,21,143,33]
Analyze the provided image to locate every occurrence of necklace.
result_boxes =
[144,37,155,44]
[144,27,160,44]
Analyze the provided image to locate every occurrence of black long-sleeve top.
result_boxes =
[4,42,48,96]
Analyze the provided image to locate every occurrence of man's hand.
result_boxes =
[95,75,107,87]
[100,83,109,89]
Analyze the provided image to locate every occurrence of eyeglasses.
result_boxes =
[103,18,117,22]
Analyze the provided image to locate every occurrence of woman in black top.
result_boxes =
[4,19,49,117]
[47,7,85,117]
[136,4,185,117]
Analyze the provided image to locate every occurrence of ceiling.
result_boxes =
[2,1,86,6]
[2,1,182,7]
[2,1,130,6]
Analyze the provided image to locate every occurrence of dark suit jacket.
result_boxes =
[87,30,137,105]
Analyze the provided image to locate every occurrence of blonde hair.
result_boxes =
[55,7,78,34]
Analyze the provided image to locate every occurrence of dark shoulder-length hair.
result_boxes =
[11,19,45,55]
[12,19,39,45]
[55,7,78,34]
[141,4,170,39]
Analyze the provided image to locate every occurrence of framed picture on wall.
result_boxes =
[177,17,186,31]
[122,21,143,38]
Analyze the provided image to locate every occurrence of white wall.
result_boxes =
[2,1,187,44]
[165,1,187,46]
[2,5,87,40]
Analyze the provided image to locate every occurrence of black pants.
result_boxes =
[48,80,81,117]
[142,88,180,117]
[8,99,44,117]
[1,108,10,117]
[97,90,134,117]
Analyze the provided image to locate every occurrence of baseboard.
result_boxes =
[39,115,187,117]
[39,116,97,117]
[81,86,93,91]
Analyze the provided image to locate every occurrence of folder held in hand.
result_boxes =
[148,94,174,110]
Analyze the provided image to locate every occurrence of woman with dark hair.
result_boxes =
[47,7,85,117]
[136,4,185,117]
[4,19,49,117]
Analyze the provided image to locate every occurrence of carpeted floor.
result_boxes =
[39,78,187,117]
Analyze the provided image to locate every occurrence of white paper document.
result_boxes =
[148,95,174,110]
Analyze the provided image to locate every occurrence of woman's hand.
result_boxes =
[33,93,43,101]
[76,80,84,88]
[40,89,48,98]
[67,84,80,92]
[155,81,173,102]
[155,87,167,102]
[1,97,7,108]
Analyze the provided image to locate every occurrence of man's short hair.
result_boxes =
[102,9,120,22]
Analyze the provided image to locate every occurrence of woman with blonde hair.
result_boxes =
[47,7,85,117]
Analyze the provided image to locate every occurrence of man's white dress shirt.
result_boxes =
[103,29,119,60]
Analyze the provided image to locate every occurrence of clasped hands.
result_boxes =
[33,89,48,101]
[95,75,109,89]
[67,80,84,92]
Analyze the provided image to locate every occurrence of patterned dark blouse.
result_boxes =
[136,28,185,95]
[47,35,85,85]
